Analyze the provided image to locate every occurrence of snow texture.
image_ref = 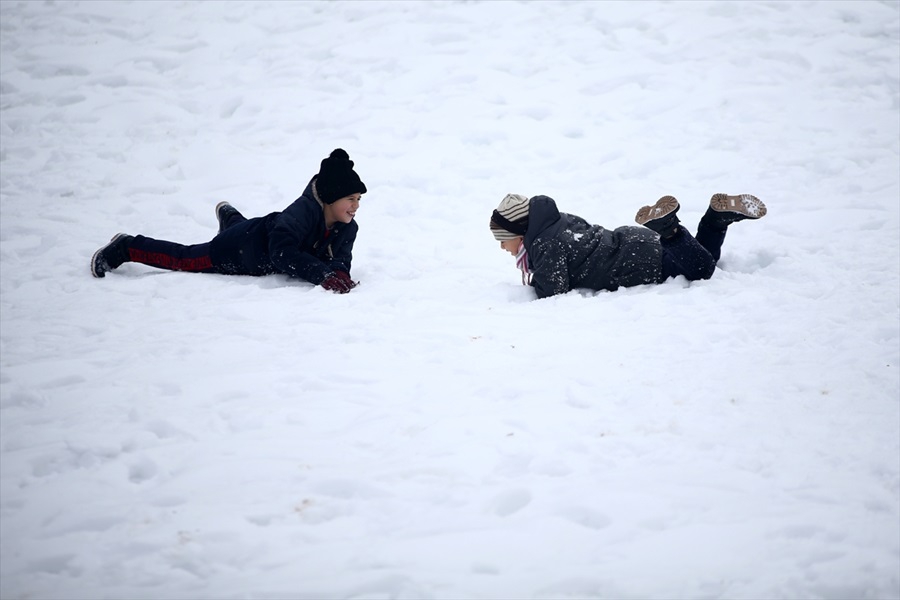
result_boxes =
[1,1,899,599]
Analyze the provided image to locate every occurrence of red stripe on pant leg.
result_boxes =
[129,248,213,272]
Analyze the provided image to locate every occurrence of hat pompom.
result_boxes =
[329,148,350,162]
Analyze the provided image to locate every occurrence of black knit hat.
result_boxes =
[315,148,367,204]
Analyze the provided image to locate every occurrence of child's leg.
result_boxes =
[636,196,716,281]
[128,235,217,273]
[222,211,246,231]
[660,228,717,281]
[695,193,767,261]
[695,221,727,262]
[216,202,246,233]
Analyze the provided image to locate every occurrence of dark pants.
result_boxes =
[660,220,727,281]
[127,237,217,273]
[126,210,248,273]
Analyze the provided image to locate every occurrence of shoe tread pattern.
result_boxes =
[710,193,767,219]
[635,195,679,225]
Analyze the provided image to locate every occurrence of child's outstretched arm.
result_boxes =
[529,238,570,299]
[268,211,331,285]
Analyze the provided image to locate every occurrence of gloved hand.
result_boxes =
[332,270,358,291]
[320,271,358,294]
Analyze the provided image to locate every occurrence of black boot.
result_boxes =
[701,193,767,229]
[90,233,133,278]
[635,196,681,239]
[215,201,243,233]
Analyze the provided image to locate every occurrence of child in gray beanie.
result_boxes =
[489,192,766,299]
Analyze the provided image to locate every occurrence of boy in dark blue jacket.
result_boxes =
[91,149,366,294]
[490,192,766,299]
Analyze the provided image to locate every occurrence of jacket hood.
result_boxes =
[524,195,563,247]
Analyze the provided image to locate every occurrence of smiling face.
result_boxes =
[323,193,361,227]
[500,237,523,256]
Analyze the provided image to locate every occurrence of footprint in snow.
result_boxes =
[486,488,532,517]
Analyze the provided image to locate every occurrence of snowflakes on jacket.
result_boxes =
[522,195,663,299]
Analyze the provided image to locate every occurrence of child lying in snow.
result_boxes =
[90,149,366,293]
[489,192,767,299]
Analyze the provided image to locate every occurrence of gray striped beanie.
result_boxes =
[490,194,530,241]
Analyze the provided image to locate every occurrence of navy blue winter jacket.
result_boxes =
[209,178,356,284]
[524,195,663,298]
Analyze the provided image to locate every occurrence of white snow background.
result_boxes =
[1,1,899,599]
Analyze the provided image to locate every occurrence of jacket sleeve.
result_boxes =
[268,206,331,285]
[325,222,357,274]
[529,238,571,299]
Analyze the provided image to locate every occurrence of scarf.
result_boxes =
[515,239,532,285]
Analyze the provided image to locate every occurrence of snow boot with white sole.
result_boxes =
[215,201,244,233]
[90,233,133,278]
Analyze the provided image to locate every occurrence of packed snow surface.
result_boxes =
[1,1,899,598]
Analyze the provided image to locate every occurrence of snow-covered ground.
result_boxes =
[1,1,898,598]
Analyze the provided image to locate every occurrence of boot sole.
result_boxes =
[90,232,129,278]
[710,193,767,219]
[635,195,679,226]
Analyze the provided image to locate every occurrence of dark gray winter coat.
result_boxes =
[524,195,663,299]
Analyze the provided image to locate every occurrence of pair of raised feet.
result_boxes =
[91,202,240,278]
[635,193,767,239]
